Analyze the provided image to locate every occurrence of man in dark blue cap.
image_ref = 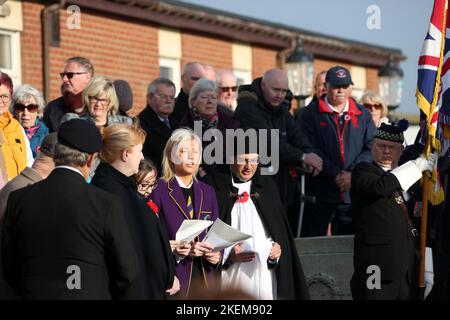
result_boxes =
[298,65,376,237]
[2,119,139,299]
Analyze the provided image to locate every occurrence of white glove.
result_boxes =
[424,247,434,299]
[411,153,438,172]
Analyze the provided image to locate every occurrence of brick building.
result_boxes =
[0,0,405,115]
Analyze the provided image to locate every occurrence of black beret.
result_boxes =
[57,119,102,153]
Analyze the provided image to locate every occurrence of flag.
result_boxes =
[416,0,447,205]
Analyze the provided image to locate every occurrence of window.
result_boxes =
[159,57,180,93]
[234,69,252,86]
[0,29,21,85]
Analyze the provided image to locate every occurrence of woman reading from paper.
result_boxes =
[151,128,221,297]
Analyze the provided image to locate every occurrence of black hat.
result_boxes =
[325,65,354,86]
[231,128,259,157]
[374,120,409,143]
[39,132,58,158]
[113,80,133,113]
[57,119,102,153]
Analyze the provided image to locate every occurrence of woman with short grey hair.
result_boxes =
[11,84,49,158]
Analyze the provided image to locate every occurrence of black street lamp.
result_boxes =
[286,35,314,109]
[378,56,404,122]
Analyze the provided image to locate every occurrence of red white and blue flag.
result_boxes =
[416,0,447,204]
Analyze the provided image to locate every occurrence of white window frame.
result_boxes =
[159,57,180,93]
[233,69,252,86]
[0,29,21,85]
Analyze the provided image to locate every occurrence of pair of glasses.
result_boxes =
[199,95,218,101]
[89,96,110,105]
[154,93,176,101]
[364,103,382,110]
[0,94,11,103]
[219,86,237,93]
[138,181,158,191]
[236,158,259,165]
[59,72,88,80]
[14,103,39,113]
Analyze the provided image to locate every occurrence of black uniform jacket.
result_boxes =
[351,161,417,282]
[2,168,139,299]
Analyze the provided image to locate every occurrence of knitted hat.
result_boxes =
[374,120,409,143]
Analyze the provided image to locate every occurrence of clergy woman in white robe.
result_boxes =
[204,136,310,300]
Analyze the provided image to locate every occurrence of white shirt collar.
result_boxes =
[54,165,84,177]
[175,175,193,189]
[325,96,349,114]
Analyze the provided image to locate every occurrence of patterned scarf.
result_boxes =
[25,120,41,140]
[192,108,219,131]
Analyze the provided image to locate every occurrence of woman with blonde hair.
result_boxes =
[61,76,132,127]
[361,91,389,128]
[92,123,179,299]
[151,127,221,298]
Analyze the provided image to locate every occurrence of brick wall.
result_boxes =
[366,67,380,93]
[181,32,233,71]
[251,46,278,79]
[22,2,159,115]
[21,1,44,93]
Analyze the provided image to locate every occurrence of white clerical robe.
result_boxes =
[221,179,277,300]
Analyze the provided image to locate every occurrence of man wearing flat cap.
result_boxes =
[298,65,376,237]
[350,122,437,300]
[2,119,139,299]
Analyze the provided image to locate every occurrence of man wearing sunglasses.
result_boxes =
[43,57,94,132]
[217,69,238,111]
[298,65,376,237]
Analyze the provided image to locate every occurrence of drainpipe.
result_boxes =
[41,3,60,102]
[277,33,298,70]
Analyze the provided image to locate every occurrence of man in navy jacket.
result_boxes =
[298,66,376,237]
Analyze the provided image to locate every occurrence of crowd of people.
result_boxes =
[0,56,448,300]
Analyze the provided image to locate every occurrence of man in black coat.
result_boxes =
[234,69,322,230]
[205,136,310,299]
[43,57,94,132]
[2,119,138,299]
[350,123,436,300]
[139,77,179,174]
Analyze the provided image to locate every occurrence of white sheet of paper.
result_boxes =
[175,219,213,244]
[203,218,252,251]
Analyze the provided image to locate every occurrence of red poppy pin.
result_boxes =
[236,191,250,203]
[146,199,159,216]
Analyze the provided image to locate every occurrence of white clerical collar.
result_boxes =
[325,96,348,114]
[175,175,193,189]
[54,165,84,177]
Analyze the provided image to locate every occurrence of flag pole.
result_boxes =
[419,170,430,294]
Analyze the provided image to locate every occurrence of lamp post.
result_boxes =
[378,56,404,122]
[286,35,314,110]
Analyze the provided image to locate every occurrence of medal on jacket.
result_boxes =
[394,194,404,204]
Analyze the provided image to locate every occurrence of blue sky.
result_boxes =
[179,0,435,114]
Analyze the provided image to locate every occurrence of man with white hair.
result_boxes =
[217,69,238,111]
[298,65,376,237]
